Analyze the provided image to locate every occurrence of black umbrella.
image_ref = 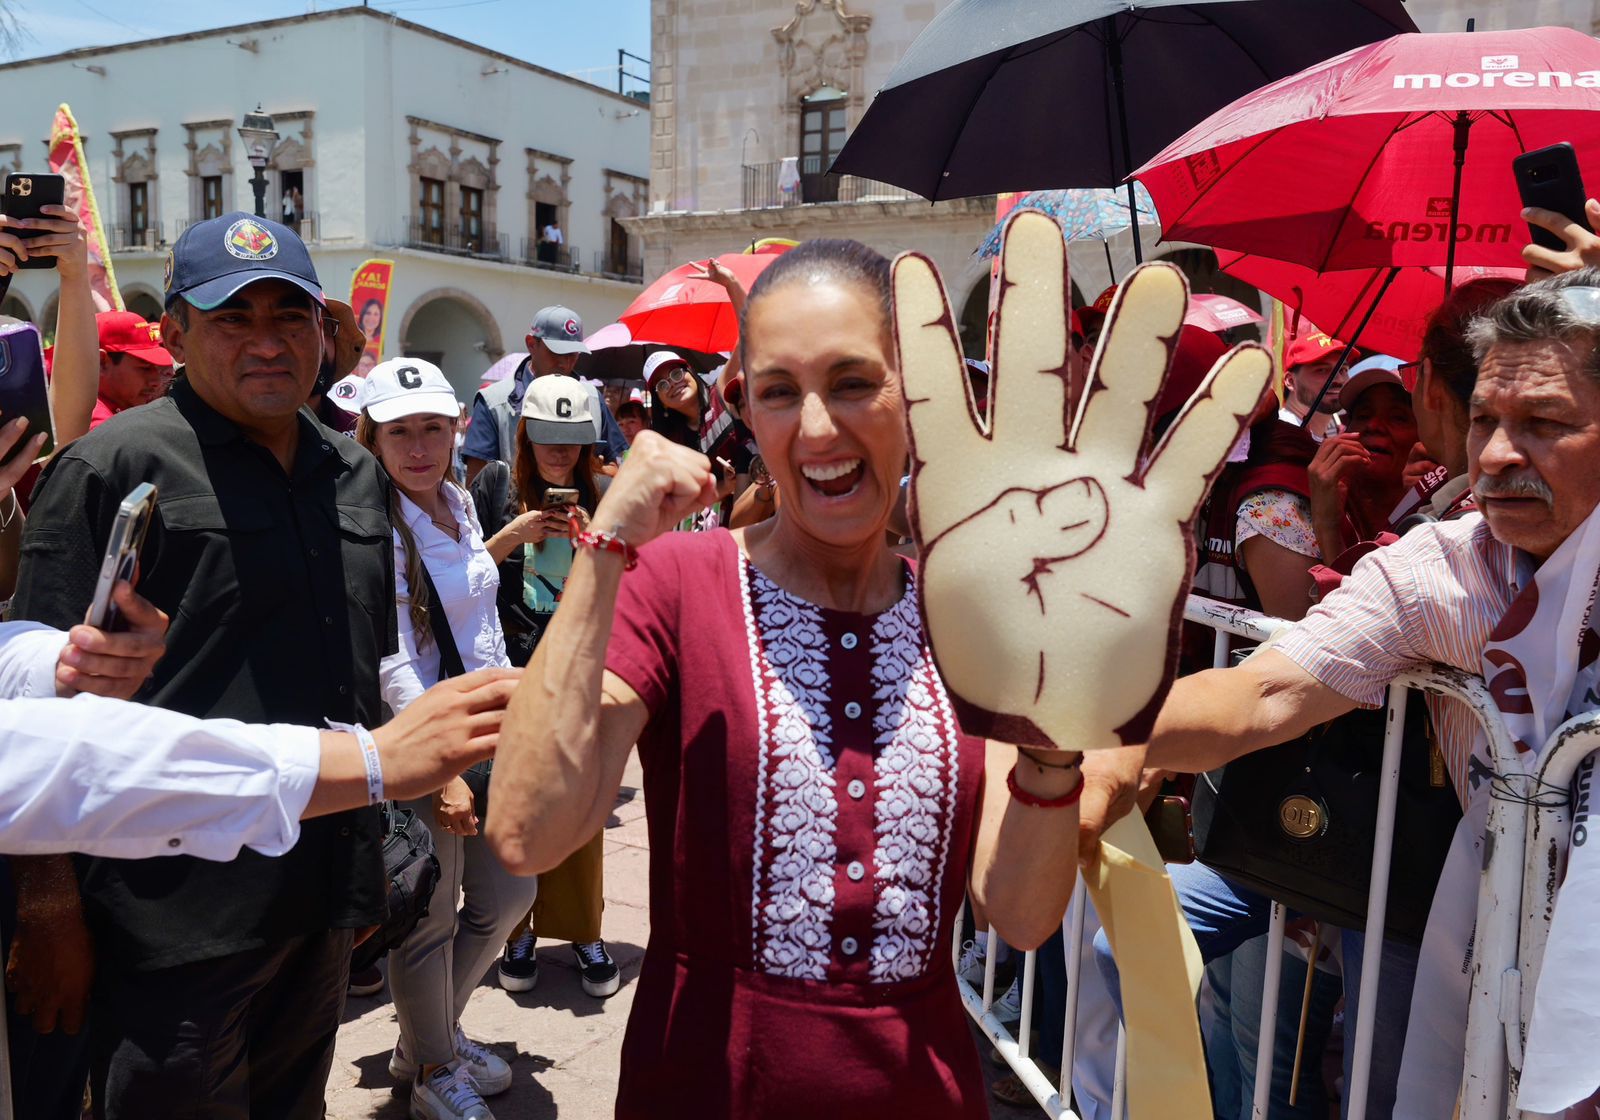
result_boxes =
[832,0,1415,260]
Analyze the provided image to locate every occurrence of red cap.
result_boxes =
[97,311,174,366]
[1154,325,1230,420]
[1071,284,1120,338]
[1284,330,1350,371]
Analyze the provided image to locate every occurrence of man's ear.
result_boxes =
[524,334,537,355]
[160,312,187,366]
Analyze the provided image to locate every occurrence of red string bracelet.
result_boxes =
[569,514,639,571]
[1006,764,1084,810]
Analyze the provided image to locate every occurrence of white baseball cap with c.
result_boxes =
[360,358,461,423]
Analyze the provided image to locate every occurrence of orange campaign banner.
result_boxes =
[48,103,121,311]
[348,259,394,376]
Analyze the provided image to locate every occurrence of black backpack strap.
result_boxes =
[415,559,466,680]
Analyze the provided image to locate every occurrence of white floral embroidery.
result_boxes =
[742,563,838,980]
[867,588,959,983]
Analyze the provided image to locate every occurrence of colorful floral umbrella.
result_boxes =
[975,185,1158,260]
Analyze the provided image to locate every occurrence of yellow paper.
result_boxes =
[1085,813,1209,1120]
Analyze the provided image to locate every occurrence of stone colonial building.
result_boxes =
[628,0,1598,359]
[0,7,650,399]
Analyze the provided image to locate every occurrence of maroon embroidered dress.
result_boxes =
[605,531,988,1120]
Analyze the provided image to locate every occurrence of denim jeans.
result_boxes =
[1092,860,1419,1119]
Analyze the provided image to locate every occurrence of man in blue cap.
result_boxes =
[9,212,400,1118]
[463,304,627,482]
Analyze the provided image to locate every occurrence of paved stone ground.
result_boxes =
[326,751,1029,1119]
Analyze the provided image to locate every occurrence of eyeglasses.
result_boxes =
[654,365,691,388]
[1397,360,1421,393]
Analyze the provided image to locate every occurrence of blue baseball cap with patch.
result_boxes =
[163,211,324,310]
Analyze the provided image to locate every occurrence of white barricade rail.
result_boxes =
[953,595,1530,1120]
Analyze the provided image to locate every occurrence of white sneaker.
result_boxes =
[389,1034,418,1082]
[955,938,986,988]
[410,1062,494,1120]
[993,976,1023,1028]
[453,1024,512,1096]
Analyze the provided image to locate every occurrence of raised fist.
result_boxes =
[895,211,1271,752]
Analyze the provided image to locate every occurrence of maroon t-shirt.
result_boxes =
[605,530,988,1120]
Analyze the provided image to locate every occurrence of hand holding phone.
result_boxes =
[0,324,56,468]
[86,484,157,632]
[1,173,68,271]
[1515,143,1596,271]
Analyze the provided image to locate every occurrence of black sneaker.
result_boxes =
[347,963,384,997]
[574,941,620,998]
[497,932,538,992]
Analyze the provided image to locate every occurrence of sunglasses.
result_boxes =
[1397,360,1421,393]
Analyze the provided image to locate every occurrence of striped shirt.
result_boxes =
[1272,513,1521,806]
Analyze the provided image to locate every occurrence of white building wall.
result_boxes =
[1406,0,1599,31]
[0,8,651,397]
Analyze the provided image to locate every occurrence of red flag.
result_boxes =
[47,104,120,311]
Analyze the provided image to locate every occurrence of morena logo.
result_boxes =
[1393,62,1600,90]
[1362,219,1514,245]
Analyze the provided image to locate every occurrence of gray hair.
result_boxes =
[1465,267,1600,382]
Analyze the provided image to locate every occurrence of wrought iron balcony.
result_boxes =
[741,158,919,210]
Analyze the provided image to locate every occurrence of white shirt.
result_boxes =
[379,483,509,714]
[542,224,564,245]
[0,623,319,859]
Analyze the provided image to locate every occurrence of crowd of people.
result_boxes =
[0,147,1595,1120]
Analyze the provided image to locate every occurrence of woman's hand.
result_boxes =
[544,504,591,539]
[0,205,87,278]
[693,257,748,313]
[433,776,479,837]
[504,507,553,547]
[590,431,718,550]
[1307,432,1367,547]
[0,416,47,492]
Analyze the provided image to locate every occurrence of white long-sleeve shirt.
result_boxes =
[0,622,320,859]
[379,483,509,714]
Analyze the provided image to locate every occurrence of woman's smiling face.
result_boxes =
[742,276,905,551]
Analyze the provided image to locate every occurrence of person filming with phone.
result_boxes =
[469,375,622,1006]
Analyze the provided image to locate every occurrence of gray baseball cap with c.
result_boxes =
[528,305,590,355]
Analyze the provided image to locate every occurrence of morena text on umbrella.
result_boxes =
[1363,219,1514,245]
[1394,69,1600,90]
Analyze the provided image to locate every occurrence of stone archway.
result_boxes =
[397,287,505,399]
[0,289,35,324]
[122,284,164,323]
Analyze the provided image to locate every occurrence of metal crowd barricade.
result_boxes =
[954,595,1529,1120]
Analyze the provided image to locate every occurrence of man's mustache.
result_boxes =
[1473,473,1554,508]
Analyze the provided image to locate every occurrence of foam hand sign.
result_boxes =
[895,211,1271,752]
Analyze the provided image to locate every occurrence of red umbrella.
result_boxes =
[1135,27,1600,282]
[1217,251,1523,361]
[619,252,785,354]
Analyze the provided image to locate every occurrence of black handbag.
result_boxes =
[1190,689,1461,945]
[351,803,441,972]
[414,560,492,816]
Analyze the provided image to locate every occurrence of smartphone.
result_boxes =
[85,483,158,631]
[2,173,67,269]
[543,487,580,510]
[0,322,56,466]
[1514,143,1592,252]
[1146,795,1195,865]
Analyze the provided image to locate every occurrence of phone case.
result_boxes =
[1514,143,1591,253]
[0,323,56,466]
[2,173,68,270]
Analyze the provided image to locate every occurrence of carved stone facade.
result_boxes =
[771,0,873,160]
[408,115,502,251]
[110,127,160,248]
[182,119,234,229]
[525,148,572,261]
